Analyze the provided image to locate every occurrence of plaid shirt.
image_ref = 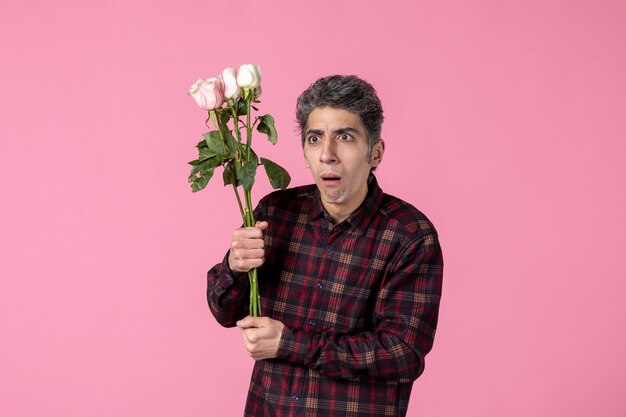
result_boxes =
[207,175,443,417]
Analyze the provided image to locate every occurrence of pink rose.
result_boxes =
[221,67,242,99]
[188,77,225,111]
[236,64,262,88]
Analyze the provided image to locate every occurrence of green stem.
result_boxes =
[242,94,255,227]
[239,91,261,317]
[232,183,245,221]
[245,90,253,162]
[248,273,254,316]
[229,100,243,145]
[244,189,256,230]
[214,110,229,159]
[248,268,260,316]
[242,190,257,316]
[229,99,248,222]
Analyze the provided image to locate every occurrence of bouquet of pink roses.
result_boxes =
[187,64,290,316]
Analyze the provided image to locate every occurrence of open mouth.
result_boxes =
[321,174,342,184]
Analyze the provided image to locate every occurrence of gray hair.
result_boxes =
[296,75,384,159]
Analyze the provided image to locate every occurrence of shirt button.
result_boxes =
[325,245,333,253]
[225,275,233,282]
[308,319,317,327]
[292,394,299,401]
[316,282,324,290]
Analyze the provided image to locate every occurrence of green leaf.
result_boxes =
[219,110,230,125]
[190,167,215,192]
[240,159,258,191]
[203,155,221,170]
[188,158,219,183]
[188,164,201,183]
[188,159,199,166]
[260,157,291,190]
[236,98,248,116]
[219,125,238,158]
[203,130,227,157]
[222,161,241,187]
[240,147,260,191]
[244,146,259,164]
[196,139,208,153]
[257,114,278,144]
[198,146,217,161]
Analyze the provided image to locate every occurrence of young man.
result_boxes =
[207,75,443,417]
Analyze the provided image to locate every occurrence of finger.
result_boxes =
[243,257,265,270]
[229,256,265,273]
[232,239,265,250]
[233,227,264,239]
[233,249,265,259]
[230,248,264,264]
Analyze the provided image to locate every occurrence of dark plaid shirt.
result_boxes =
[207,175,443,417]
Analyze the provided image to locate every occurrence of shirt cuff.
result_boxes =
[276,326,319,368]
[214,251,249,293]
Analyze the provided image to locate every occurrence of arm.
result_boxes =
[206,221,268,327]
[206,252,249,327]
[275,232,443,383]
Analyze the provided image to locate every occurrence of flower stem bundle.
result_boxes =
[187,64,291,316]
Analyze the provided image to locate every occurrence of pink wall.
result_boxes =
[1,1,625,416]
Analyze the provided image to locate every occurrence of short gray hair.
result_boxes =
[296,75,384,159]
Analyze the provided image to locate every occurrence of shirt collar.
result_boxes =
[309,174,383,234]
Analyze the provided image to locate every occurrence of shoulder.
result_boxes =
[377,192,440,246]
[257,184,317,215]
[259,183,316,206]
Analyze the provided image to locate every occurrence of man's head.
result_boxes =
[296,75,384,160]
[296,75,386,223]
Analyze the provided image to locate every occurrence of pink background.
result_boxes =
[1,1,625,416]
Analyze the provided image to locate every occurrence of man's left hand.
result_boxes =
[236,316,285,360]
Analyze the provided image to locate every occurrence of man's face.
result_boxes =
[303,106,384,223]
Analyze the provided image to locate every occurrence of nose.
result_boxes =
[320,138,338,164]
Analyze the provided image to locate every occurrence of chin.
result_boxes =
[323,195,346,205]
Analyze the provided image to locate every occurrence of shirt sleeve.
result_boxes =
[275,230,443,383]
[206,252,250,327]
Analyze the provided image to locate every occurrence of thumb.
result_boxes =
[236,315,258,329]
[255,221,269,231]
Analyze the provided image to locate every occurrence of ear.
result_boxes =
[370,139,385,168]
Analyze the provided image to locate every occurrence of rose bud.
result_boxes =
[188,77,225,111]
[222,67,242,99]
[236,64,262,89]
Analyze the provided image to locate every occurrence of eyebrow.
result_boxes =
[305,127,360,136]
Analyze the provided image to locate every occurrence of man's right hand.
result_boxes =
[228,221,268,273]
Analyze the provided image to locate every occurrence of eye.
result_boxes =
[339,133,353,141]
[308,135,320,144]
